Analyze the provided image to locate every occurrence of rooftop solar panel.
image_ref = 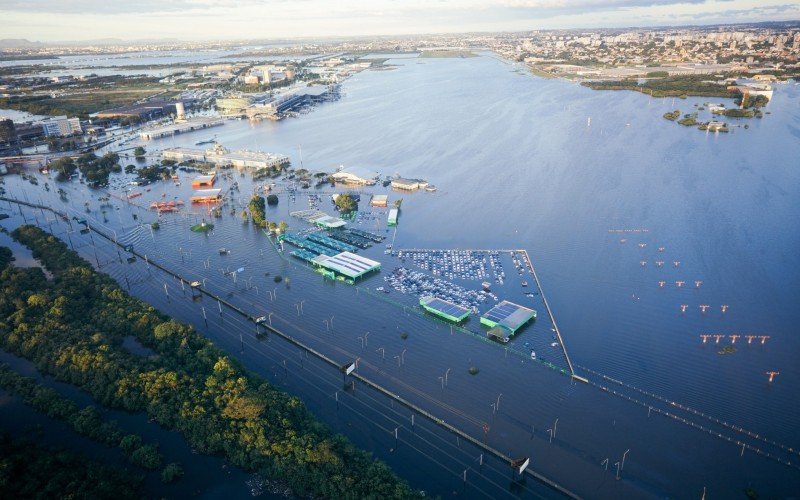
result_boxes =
[481,300,536,332]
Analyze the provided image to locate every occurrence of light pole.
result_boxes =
[553,418,559,438]
[445,368,451,386]
[621,449,630,470]
[496,393,503,412]
[376,347,385,359]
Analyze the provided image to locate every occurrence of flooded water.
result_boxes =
[2,53,799,498]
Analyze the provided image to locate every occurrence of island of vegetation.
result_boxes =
[0,226,419,498]
[190,221,213,233]
[678,114,698,126]
[0,435,143,499]
[582,73,735,98]
[663,110,681,121]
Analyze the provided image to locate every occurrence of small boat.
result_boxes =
[127,192,142,199]
[376,287,385,292]
[190,280,201,288]
[530,351,536,360]
[219,248,231,255]
[521,280,528,287]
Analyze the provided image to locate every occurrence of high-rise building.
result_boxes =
[0,119,18,152]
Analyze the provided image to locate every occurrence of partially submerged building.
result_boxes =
[481,300,537,343]
[189,188,222,203]
[420,296,471,323]
[312,251,380,281]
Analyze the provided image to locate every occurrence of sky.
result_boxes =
[1,0,799,42]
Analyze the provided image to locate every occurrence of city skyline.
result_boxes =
[2,0,799,42]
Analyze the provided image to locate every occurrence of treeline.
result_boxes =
[0,435,142,499]
[0,364,164,471]
[49,152,123,186]
[2,225,418,498]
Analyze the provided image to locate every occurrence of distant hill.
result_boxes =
[0,39,46,49]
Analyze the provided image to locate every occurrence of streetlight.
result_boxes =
[364,331,369,346]
[621,449,630,470]
[445,368,451,386]
[376,347,385,359]
[553,418,559,438]
[496,393,503,412]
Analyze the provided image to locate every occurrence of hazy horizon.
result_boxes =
[1,0,799,44]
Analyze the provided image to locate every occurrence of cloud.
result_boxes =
[0,0,724,15]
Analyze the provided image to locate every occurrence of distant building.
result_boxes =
[330,166,378,185]
[191,173,217,188]
[14,122,44,142]
[391,177,428,191]
[0,119,17,151]
[41,116,82,137]
[139,117,223,140]
[216,95,257,115]
[707,121,727,131]
[370,194,388,207]
[96,101,178,121]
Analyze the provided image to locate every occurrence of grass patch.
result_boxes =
[190,222,213,233]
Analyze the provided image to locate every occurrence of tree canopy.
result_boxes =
[0,227,419,499]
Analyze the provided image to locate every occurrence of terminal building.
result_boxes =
[163,144,290,170]
[139,117,223,140]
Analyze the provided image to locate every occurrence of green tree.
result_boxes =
[133,146,146,158]
[266,194,279,206]
[50,157,76,181]
[161,463,184,483]
[248,195,266,227]
[130,444,162,470]
[335,194,357,214]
